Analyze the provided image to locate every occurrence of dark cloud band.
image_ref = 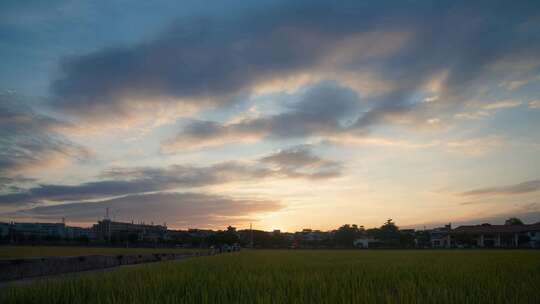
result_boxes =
[49,0,540,127]
[0,146,341,206]
[6,192,282,228]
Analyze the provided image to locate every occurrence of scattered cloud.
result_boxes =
[2,1,540,229]
[260,146,342,180]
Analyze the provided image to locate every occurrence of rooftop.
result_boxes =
[452,222,540,234]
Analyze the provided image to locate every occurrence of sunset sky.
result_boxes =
[1,0,539,231]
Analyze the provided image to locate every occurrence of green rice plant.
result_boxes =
[2,250,539,304]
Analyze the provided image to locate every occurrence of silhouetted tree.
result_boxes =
[505,217,524,225]
[518,234,531,246]
[335,224,364,247]
[128,233,139,243]
[375,219,400,247]
[399,233,415,248]
[208,227,239,245]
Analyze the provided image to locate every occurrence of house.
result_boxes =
[429,224,452,248]
[303,230,329,242]
[353,237,378,248]
[525,222,540,248]
[451,222,540,248]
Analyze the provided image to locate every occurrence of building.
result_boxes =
[93,219,167,241]
[295,229,330,242]
[400,229,416,235]
[353,237,378,248]
[0,222,10,238]
[452,222,540,248]
[66,226,95,239]
[525,223,540,248]
[429,224,452,248]
[11,222,67,239]
[188,229,216,238]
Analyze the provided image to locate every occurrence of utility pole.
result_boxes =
[250,223,254,249]
[105,208,111,243]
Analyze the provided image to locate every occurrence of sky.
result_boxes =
[1,0,539,231]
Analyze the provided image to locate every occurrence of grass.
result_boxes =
[0,245,204,259]
[2,250,540,303]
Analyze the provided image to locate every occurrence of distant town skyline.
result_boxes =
[1,1,539,232]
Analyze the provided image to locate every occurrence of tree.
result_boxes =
[375,219,401,247]
[399,233,415,248]
[334,224,361,247]
[207,227,239,245]
[128,233,139,244]
[505,217,524,226]
[76,235,90,244]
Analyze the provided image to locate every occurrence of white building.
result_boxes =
[353,237,377,248]
[429,224,452,248]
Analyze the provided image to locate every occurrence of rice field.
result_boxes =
[2,250,539,304]
[0,245,203,259]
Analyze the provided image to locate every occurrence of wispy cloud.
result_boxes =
[444,136,504,156]
[499,75,540,91]
[0,92,91,178]
[454,111,491,121]
[162,81,361,150]
[481,100,522,110]
[460,180,540,197]
[0,163,265,206]
[529,100,540,109]
[454,99,522,121]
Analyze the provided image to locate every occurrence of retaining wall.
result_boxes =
[0,252,207,282]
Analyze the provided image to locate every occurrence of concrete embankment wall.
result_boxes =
[0,252,207,282]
